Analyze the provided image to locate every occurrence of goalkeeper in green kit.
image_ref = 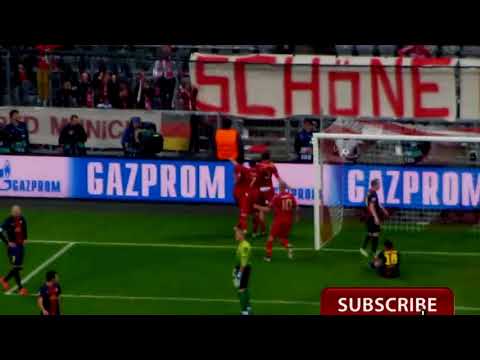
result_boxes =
[232,227,252,315]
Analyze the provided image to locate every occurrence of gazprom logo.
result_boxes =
[0,160,61,193]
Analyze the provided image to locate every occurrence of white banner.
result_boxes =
[190,53,461,121]
[0,107,163,149]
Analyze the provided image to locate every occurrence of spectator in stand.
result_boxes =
[134,70,146,109]
[96,71,115,108]
[153,45,176,110]
[110,73,120,108]
[152,84,162,110]
[13,63,32,106]
[35,44,61,106]
[176,76,198,111]
[86,85,95,108]
[133,71,154,110]
[59,114,87,156]
[5,109,29,154]
[57,80,75,107]
[76,72,92,107]
[398,45,432,58]
[294,119,315,163]
[117,81,133,109]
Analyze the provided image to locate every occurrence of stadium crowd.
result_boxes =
[4,45,198,111]
[5,44,476,110]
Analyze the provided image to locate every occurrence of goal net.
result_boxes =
[312,124,480,250]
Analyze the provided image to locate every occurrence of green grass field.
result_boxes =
[0,200,479,315]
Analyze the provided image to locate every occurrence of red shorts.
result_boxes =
[257,187,275,206]
[270,220,293,238]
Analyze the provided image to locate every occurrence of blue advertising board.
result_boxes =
[1,154,480,210]
[71,157,235,203]
[341,164,480,210]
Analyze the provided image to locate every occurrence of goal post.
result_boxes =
[313,131,480,250]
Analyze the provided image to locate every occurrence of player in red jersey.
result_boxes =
[231,159,258,233]
[255,182,299,262]
[253,152,283,237]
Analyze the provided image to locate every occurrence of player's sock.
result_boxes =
[238,212,248,231]
[281,238,289,248]
[13,269,22,290]
[4,269,15,282]
[239,290,248,311]
[265,239,273,258]
[371,236,379,254]
[244,289,251,312]
[361,235,370,250]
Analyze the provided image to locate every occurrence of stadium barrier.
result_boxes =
[2,154,480,211]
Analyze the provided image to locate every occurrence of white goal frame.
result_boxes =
[312,132,480,251]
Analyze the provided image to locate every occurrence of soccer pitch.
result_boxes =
[0,199,479,315]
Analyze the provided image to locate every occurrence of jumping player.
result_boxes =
[232,227,252,315]
[38,270,62,316]
[360,179,389,258]
[231,159,258,233]
[256,182,298,262]
[254,152,283,237]
[0,205,28,295]
[231,159,252,233]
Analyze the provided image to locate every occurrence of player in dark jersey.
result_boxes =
[370,240,400,278]
[38,270,62,316]
[0,205,28,295]
[360,179,389,258]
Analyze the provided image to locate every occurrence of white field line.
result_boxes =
[29,239,480,257]
[5,241,480,313]
[12,293,480,313]
[6,243,75,295]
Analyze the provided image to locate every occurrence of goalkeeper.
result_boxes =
[232,227,252,315]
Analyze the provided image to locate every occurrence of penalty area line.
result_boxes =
[29,240,480,257]
[6,242,76,295]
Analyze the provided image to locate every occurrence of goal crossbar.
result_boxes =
[312,131,480,250]
[313,132,480,144]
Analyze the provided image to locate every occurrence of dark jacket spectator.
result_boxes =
[5,109,29,153]
[121,117,143,153]
[59,115,88,156]
[56,80,75,107]
[134,72,154,110]
[13,63,32,106]
[176,77,198,111]
[153,46,177,110]
[77,72,92,107]
[117,82,134,109]
[95,72,116,108]
[294,119,315,162]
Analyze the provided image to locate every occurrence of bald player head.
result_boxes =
[279,181,288,192]
[11,205,21,217]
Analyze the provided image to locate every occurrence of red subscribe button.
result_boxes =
[320,287,454,316]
